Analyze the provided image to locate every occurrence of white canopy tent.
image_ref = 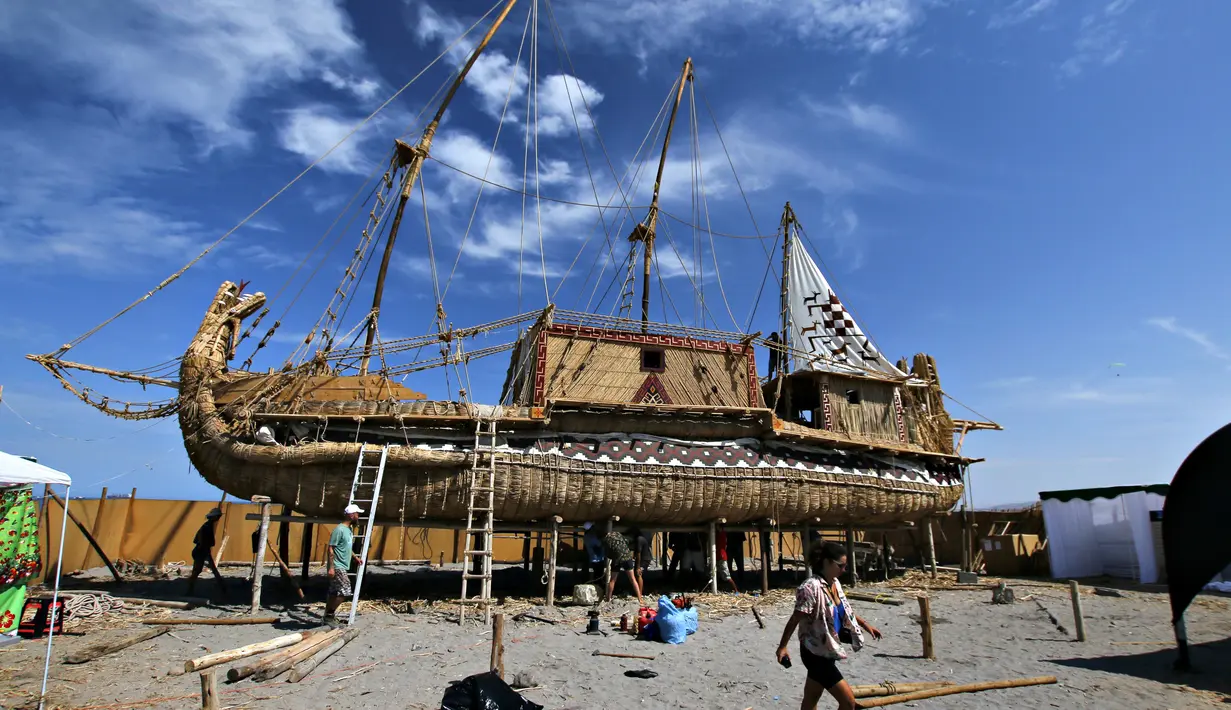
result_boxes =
[0,450,72,710]
[1040,484,1168,584]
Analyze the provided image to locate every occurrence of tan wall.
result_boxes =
[34,494,586,583]
[543,335,755,407]
[823,375,899,443]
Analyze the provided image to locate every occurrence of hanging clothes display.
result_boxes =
[0,485,41,635]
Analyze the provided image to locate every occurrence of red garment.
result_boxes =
[717,530,728,561]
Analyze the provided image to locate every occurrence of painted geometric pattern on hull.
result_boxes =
[406,435,961,488]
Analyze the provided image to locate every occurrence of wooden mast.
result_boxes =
[632,57,694,329]
[771,202,796,415]
[359,0,521,375]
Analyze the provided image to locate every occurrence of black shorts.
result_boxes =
[616,559,635,572]
[799,644,844,689]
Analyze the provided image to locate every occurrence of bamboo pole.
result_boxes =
[143,616,278,626]
[288,628,360,682]
[80,487,108,570]
[850,681,955,698]
[64,626,170,664]
[250,496,271,614]
[854,676,1057,707]
[546,516,560,607]
[1069,580,1087,642]
[491,613,505,679]
[266,540,304,600]
[47,490,121,582]
[199,670,219,710]
[925,519,937,580]
[708,521,719,594]
[918,596,935,660]
[184,632,308,673]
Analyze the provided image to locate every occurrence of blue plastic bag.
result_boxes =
[654,595,698,644]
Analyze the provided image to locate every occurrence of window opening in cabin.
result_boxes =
[641,348,665,372]
[845,389,862,405]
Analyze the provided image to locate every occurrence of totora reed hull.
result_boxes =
[179,283,965,526]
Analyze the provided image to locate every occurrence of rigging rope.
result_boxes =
[52,2,505,356]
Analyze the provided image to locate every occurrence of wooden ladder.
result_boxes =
[346,444,388,626]
[459,419,498,624]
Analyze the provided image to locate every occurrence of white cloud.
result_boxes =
[0,0,369,149]
[805,99,909,143]
[535,75,605,137]
[277,105,379,175]
[557,0,925,58]
[321,69,383,102]
[1059,0,1135,78]
[988,0,1058,29]
[1147,317,1230,365]
[413,4,528,122]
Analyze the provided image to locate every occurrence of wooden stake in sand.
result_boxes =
[183,632,309,673]
[853,676,1057,707]
[925,519,938,580]
[64,626,171,664]
[250,496,272,614]
[546,516,561,607]
[199,670,219,710]
[849,681,955,698]
[47,490,122,582]
[288,628,360,683]
[751,606,765,629]
[491,613,505,679]
[1069,580,1087,642]
[917,597,935,660]
[144,616,279,626]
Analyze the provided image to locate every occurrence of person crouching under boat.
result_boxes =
[602,527,643,605]
[776,541,883,710]
[324,504,365,627]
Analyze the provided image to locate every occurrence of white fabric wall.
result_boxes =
[1042,498,1102,579]
[1043,491,1166,583]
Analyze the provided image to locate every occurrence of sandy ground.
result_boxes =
[2,564,1229,710]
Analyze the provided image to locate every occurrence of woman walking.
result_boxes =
[775,541,882,710]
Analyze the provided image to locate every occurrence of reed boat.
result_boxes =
[29,0,998,530]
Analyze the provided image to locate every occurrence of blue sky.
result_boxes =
[2,0,1229,508]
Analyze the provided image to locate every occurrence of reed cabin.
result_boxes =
[503,319,760,409]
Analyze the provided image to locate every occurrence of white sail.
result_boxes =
[787,242,905,377]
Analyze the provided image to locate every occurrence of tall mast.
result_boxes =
[631,57,693,328]
[359,0,521,375]
[778,202,796,378]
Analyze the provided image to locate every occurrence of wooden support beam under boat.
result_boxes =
[250,496,272,615]
[546,515,561,607]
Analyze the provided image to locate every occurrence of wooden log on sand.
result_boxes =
[751,606,765,629]
[846,591,905,606]
[64,626,171,664]
[183,632,311,673]
[143,616,279,626]
[288,628,360,683]
[855,676,1058,707]
[250,629,345,682]
[849,681,954,698]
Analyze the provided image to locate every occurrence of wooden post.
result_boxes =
[802,523,811,579]
[759,528,770,595]
[777,532,784,571]
[199,670,219,710]
[300,522,314,581]
[926,519,937,580]
[250,496,272,615]
[846,524,856,583]
[546,516,560,607]
[453,528,462,564]
[522,532,531,571]
[603,519,613,594]
[120,487,137,560]
[80,487,108,570]
[47,490,122,582]
[707,521,719,594]
[490,613,505,679]
[1069,580,1087,642]
[918,596,935,659]
[278,504,291,572]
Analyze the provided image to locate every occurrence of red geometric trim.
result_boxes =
[892,387,908,444]
[532,327,549,408]
[633,374,673,405]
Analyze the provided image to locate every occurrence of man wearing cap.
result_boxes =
[324,504,365,627]
[187,508,227,597]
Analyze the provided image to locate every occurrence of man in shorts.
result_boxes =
[186,508,228,598]
[714,527,740,594]
[603,527,643,605]
[324,503,364,627]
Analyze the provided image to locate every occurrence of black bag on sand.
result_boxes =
[440,671,544,710]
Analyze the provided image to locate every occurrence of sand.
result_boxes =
[2,565,1229,709]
